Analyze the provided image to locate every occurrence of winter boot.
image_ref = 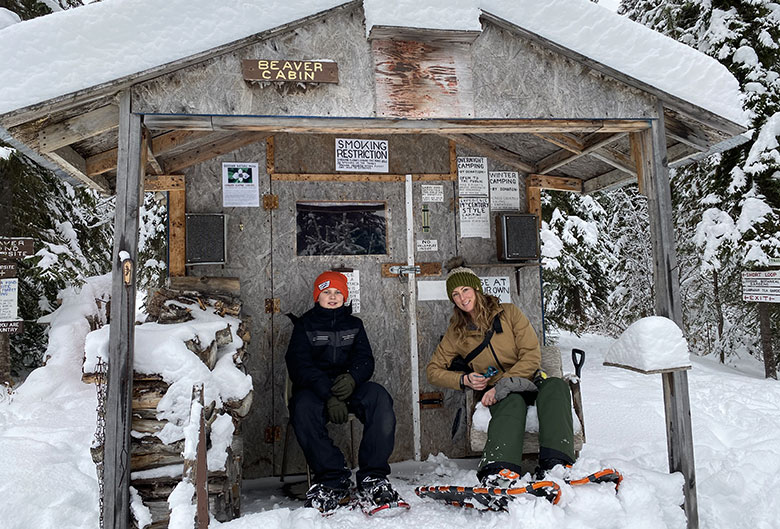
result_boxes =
[480,468,522,489]
[534,457,572,480]
[304,481,352,513]
[358,476,401,506]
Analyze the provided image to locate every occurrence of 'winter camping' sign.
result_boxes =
[742,270,780,303]
[342,270,361,313]
[335,138,389,173]
[489,171,520,211]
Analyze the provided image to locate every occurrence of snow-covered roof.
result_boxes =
[0,0,747,127]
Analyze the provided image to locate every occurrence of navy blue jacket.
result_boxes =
[285,304,374,401]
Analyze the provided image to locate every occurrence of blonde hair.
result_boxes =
[449,290,501,341]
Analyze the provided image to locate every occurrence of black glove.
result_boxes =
[326,396,349,424]
[330,373,356,401]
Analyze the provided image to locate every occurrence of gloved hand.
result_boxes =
[326,396,349,424]
[330,373,356,401]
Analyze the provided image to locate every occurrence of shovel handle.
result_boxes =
[571,349,585,378]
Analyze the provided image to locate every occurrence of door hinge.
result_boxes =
[265,298,281,313]
[263,194,279,210]
[264,425,282,443]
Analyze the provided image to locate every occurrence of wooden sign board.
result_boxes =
[0,261,15,279]
[742,270,780,303]
[0,320,23,334]
[242,59,338,83]
[0,237,33,259]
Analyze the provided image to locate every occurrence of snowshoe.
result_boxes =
[415,467,622,511]
[356,477,410,516]
[304,482,353,514]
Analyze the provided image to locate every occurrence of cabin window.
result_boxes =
[296,201,387,256]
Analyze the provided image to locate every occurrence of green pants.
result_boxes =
[479,377,574,473]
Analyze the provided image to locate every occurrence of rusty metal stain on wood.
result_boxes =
[373,39,473,118]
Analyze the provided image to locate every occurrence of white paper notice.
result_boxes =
[480,276,512,303]
[335,138,389,173]
[421,184,444,203]
[416,239,438,252]
[418,280,449,301]
[489,171,520,211]
[222,162,260,207]
[343,270,361,313]
[459,197,491,238]
[457,157,488,197]
[0,278,18,320]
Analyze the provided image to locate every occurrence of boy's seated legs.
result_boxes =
[347,381,395,485]
[289,388,351,488]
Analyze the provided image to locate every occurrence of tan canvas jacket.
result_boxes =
[426,303,541,391]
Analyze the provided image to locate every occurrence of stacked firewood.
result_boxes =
[86,285,252,529]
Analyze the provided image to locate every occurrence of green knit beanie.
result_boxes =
[446,267,483,301]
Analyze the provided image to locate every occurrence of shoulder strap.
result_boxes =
[462,311,504,366]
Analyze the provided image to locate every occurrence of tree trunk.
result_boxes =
[712,269,725,363]
[759,303,776,380]
[0,166,12,387]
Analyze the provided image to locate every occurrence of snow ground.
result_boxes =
[1,285,779,529]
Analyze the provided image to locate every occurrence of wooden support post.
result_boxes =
[759,303,776,379]
[169,189,186,277]
[640,102,699,529]
[526,185,541,228]
[104,91,144,529]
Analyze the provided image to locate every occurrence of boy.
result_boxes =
[285,271,404,513]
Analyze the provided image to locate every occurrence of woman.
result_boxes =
[426,267,574,486]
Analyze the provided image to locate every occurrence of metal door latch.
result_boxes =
[389,265,421,276]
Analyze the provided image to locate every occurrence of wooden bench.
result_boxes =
[468,345,585,457]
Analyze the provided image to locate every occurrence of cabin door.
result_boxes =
[269,178,414,475]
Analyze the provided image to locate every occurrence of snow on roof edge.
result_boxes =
[0,0,747,130]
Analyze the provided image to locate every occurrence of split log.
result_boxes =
[225,390,253,419]
[131,438,185,471]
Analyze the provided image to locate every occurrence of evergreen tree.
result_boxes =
[1,144,113,373]
[540,191,615,333]
[620,0,779,369]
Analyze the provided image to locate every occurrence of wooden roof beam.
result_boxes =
[48,146,111,193]
[527,174,582,192]
[582,168,633,194]
[38,104,118,153]
[144,174,185,191]
[589,144,637,176]
[162,131,268,173]
[86,129,212,177]
[532,132,585,154]
[663,110,711,152]
[442,133,534,173]
[535,132,626,174]
[143,114,651,135]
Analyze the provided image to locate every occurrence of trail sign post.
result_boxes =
[0,238,31,337]
[742,270,780,303]
[742,270,779,379]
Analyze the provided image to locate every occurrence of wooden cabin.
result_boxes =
[0,1,747,527]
